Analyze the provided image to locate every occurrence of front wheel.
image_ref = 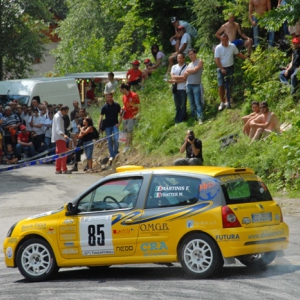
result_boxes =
[237,252,277,267]
[16,238,58,281]
[178,233,223,279]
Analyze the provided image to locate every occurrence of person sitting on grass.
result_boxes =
[242,101,261,135]
[126,60,142,90]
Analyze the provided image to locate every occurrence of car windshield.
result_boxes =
[0,95,30,106]
[217,174,272,204]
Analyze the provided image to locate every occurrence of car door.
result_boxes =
[58,177,143,260]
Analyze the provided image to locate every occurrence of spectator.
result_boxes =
[2,106,20,147]
[215,14,253,57]
[31,97,40,113]
[288,19,300,38]
[71,108,87,172]
[249,101,280,143]
[30,130,48,154]
[21,105,31,130]
[29,108,45,143]
[104,72,119,95]
[242,101,261,135]
[249,0,274,47]
[143,45,166,80]
[98,93,122,162]
[44,111,54,149]
[185,49,204,124]
[214,33,252,111]
[4,144,18,164]
[126,60,142,90]
[170,17,198,42]
[166,25,191,76]
[277,0,289,36]
[168,53,187,124]
[70,100,80,121]
[279,38,300,94]
[16,125,35,159]
[86,83,97,106]
[174,130,203,166]
[119,83,140,153]
[51,105,72,174]
[78,117,94,173]
[142,58,154,83]
[0,104,3,114]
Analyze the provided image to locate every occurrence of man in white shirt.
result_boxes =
[166,25,191,76]
[51,105,72,174]
[214,33,251,111]
[104,72,119,95]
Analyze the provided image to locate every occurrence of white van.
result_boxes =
[0,77,80,109]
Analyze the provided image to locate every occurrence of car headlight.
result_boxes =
[6,222,18,237]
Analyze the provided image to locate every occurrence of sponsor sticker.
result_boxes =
[82,250,114,256]
[62,248,79,254]
[215,234,240,241]
[139,223,169,232]
[6,247,13,259]
[242,217,251,225]
[187,220,194,228]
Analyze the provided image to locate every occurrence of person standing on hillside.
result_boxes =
[98,93,122,162]
[249,0,274,47]
[51,105,72,174]
[174,130,203,166]
[119,83,140,153]
[214,33,252,111]
[104,72,119,95]
[215,14,253,57]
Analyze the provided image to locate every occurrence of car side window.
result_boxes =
[78,177,143,212]
[146,175,200,208]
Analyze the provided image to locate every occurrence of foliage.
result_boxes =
[0,0,54,80]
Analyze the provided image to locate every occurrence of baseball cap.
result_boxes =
[144,59,151,64]
[171,17,177,23]
[292,38,300,44]
[20,125,26,131]
[131,60,140,65]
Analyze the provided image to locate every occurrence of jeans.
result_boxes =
[15,144,35,159]
[252,17,274,47]
[105,125,119,158]
[279,69,299,94]
[45,137,55,154]
[83,141,94,160]
[186,84,203,120]
[173,89,187,123]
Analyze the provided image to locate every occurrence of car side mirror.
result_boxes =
[66,202,77,216]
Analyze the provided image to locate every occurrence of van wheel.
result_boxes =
[16,238,58,281]
[179,233,223,279]
[237,252,276,267]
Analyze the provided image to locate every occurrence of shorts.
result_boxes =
[231,39,245,49]
[83,141,94,160]
[128,79,141,86]
[123,119,137,133]
[217,65,234,87]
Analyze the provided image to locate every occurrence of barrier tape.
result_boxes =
[0,133,118,173]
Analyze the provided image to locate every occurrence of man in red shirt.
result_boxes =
[86,83,97,106]
[120,83,140,153]
[126,60,142,90]
[16,125,35,159]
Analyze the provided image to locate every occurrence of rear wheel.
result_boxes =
[179,233,223,279]
[237,252,277,267]
[16,238,58,281]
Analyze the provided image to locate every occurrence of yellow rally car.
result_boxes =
[3,165,289,281]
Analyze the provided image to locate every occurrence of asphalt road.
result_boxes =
[1,165,300,300]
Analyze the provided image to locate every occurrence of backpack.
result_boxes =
[92,126,99,140]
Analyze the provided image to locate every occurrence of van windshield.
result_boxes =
[0,95,30,106]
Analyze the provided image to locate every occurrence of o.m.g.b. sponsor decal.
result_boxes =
[139,223,169,232]
[215,234,240,241]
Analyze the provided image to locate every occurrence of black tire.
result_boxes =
[178,233,223,279]
[16,238,58,282]
[237,251,277,267]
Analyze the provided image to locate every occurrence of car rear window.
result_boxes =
[217,174,272,204]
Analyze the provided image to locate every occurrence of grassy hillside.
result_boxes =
[90,46,300,197]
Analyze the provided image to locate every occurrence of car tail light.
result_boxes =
[222,206,241,228]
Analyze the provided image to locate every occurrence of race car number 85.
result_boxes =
[88,224,105,246]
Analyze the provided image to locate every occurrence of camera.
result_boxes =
[188,135,194,141]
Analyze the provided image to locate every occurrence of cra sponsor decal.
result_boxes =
[216,234,240,241]
[140,242,168,256]
[62,248,79,254]
[6,247,13,259]
[116,246,134,251]
[139,223,169,232]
